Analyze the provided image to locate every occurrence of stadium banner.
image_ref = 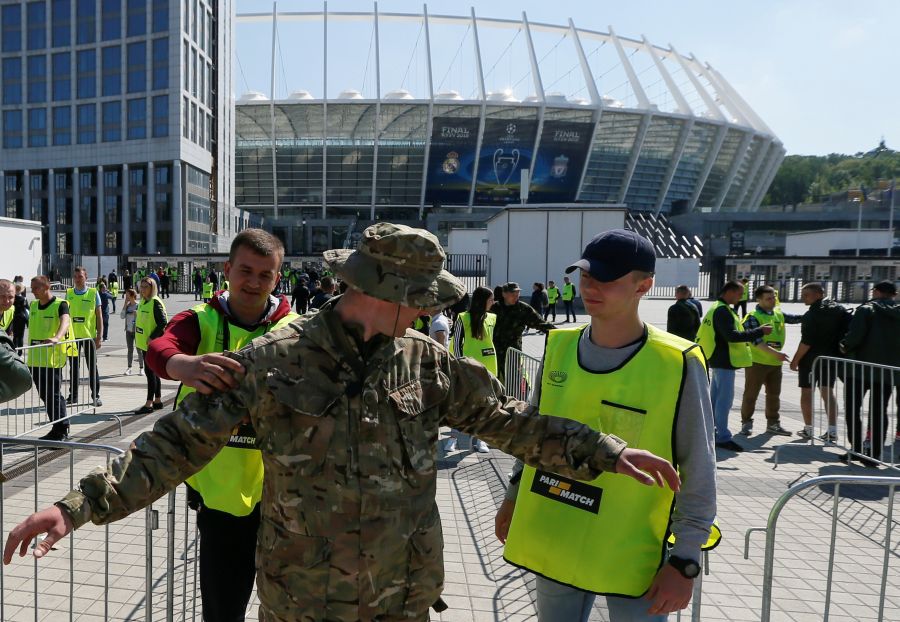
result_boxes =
[424,117,481,205]
[529,121,594,203]
[474,118,538,204]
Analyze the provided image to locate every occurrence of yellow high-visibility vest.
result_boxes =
[695,300,752,367]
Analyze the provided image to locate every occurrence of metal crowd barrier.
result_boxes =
[503,348,542,402]
[2,338,122,438]
[773,356,900,469]
[744,474,900,622]
[503,346,710,621]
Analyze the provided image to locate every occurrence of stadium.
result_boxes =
[233,6,784,255]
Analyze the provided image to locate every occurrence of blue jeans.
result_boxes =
[710,367,736,443]
[534,576,668,622]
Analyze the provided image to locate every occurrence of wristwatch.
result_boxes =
[668,556,701,579]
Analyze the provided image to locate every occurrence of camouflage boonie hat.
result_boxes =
[323,223,466,309]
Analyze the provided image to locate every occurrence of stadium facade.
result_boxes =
[233,7,784,255]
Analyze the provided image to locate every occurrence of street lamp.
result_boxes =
[853,197,862,257]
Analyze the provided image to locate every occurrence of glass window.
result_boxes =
[76,49,96,98]
[127,97,146,139]
[126,0,145,36]
[182,96,189,138]
[27,55,47,103]
[206,112,212,151]
[101,100,121,142]
[152,94,167,137]
[183,40,189,90]
[101,46,121,96]
[127,41,146,93]
[27,1,47,50]
[2,4,22,53]
[76,0,95,44]
[51,52,70,100]
[198,104,204,146]
[191,102,197,142]
[152,0,167,32]
[183,0,188,34]
[191,0,197,40]
[77,103,96,144]
[191,48,197,97]
[28,108,47,147]
[2,58,22,105]
[152,37,167,90]
[3,111,23,148]
[199,6,205,53]
[130,166,144,186]
[155,165,169,185]
[52,105,71,145]
[101,0,120,41]
[51,0,70,47]
[104,170,118,187]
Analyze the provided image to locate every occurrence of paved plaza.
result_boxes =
[1,293,898,621]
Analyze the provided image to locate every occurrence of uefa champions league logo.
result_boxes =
[492,148,520,186]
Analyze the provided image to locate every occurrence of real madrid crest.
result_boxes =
[442,151,460,174]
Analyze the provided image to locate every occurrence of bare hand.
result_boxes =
[760,325,773,335]
[615,448,681,491]
[494,498,515,543]
[789,359,799,372]
[777,352,790,363]
[95,336,102,350]
[645,564,694,614]
[166,353,245,395]
[3,505,74,564]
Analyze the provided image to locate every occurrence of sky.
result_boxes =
[234,0,898,157]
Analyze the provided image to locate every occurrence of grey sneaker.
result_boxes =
[766,424,792,436]
[739,422,753,436]
[93,397,103,407]
[443,438,457,453]
[474,439,490,453]
[797,428,813,441]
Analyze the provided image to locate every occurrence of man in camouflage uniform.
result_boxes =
[491,282,556,380]
[4,223,679,622]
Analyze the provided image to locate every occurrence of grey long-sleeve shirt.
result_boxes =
[504,324,717,562]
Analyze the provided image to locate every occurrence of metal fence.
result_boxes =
[744,474,900,622]
[773,356,900,469]
[2,339,121,437]
[645,272,711,301]
[445,253,489,293]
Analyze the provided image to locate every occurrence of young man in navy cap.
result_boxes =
[496,229,718,621]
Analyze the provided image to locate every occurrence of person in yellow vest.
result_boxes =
[0,279,15,334]
[738,285,803,438]
[146,229,298,622]
[447,286,498,453]
[734,278,750,316]
[133,277,167,414]
[696,280,771,452]
[66,266,103,407]
[545,280,560,322]
[202,278,214,302]
[495,229,717,621]
[561,276,577,323]
[28,276,72,440]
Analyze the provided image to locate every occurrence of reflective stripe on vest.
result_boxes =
[504,325,705,596]
[0,307,12,332]
[66,287,97,339]
[135,296,166,351]
[546,287,560,304]
[26,298,68,368]
[452,312,498,376]
[695,300,752,368]
[743,308,786,366]
[562,284,575,301]
[181,305,299,516]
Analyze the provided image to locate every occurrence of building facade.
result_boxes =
[0,0,237,262]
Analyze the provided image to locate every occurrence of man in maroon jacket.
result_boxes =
[146,229,297,622]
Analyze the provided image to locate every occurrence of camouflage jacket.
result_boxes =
[490,300,555,355]
[57,300,625,622]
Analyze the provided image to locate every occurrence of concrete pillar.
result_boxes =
[48,169,57,255]
[172,161,183,253]
[72,168,81,255]
[23,170,31,220]
[147,162,156,252]
[96,165,105,255]
[122,163,130,254]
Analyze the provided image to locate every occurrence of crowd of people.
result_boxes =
[0,222,896,621]
[668,278,899,465]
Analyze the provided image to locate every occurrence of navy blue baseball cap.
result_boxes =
[565,229,656,282]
